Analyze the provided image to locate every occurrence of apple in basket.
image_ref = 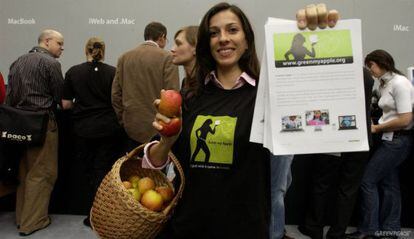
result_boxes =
[128,188,141,201]
[122,181,132,189]
[155,185,174,204]
[141,189,164,212]
[129,175,140,188]
[138,177,155,194]
[158,90,182,118]
[158,117,181,137]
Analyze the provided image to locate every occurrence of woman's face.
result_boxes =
[171,31,195,66]
[209,10,248,71]
[367,61,386,78]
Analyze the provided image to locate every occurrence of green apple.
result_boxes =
[129,175,140,189]
[127,188,141,201]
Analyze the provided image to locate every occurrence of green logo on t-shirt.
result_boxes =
[190,115,237,166]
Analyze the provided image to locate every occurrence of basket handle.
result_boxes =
[162,150,185,216]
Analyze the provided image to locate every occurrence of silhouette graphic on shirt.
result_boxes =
[284,33,316,61]
[190,119,217,163]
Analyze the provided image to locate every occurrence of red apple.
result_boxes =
[155,186,174,203]
[159,117,181,137]
[141,189,164,212]
[158,90,182,117]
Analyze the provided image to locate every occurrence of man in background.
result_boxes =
[112,22,179,151]
[6,29,64,236]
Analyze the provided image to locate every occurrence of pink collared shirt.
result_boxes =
[205,71,256,89]
[142,71,257,169]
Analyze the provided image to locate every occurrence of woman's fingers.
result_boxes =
[328,9,339,28]
[296,9,307,30]
[155,112,170,123]
[305,4,318,30]
[153,99,161,109]
[316,3,328,29]
[153,121,163,131]
[297,3,340,30]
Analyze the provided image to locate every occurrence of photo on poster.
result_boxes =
[305,110,330,126]
[273,30,353,68]
[281,115,303,132]
[338,115,357,130]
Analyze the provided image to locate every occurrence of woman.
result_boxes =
[350,50,413,239]
[61,37,124,227]
[146,3,336,239]
[171,25,198,99]
[149,4,266,238]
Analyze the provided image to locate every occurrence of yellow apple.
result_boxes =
[138,177,155,194]
[155,186,174,203]
[140,189,164,212]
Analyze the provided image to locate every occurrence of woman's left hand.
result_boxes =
[296,3,339,30]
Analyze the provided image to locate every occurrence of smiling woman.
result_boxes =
[149,3,268,238]
[146,2,333,239]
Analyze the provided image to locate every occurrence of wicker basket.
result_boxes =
[90,144,185,239]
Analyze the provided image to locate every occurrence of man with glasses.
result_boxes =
[112,22,179,151]
[6,29,64,236]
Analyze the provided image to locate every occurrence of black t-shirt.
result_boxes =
[63,62,121,137]
[168,82,270,239]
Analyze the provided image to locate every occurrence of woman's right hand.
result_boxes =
[152,98,182,147]
[146,97,182,168]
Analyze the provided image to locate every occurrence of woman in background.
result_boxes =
[61,37,124,227]
[171,25,198,99]
[349,50,413,239]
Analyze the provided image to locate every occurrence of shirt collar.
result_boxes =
[144,40,159,48]
[29,46,53,57]
[380,72,394,83]
[205,71,256,89]
[379,71,395,87]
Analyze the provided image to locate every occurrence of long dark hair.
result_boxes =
[193,2,260,97]
[365,49,403,76]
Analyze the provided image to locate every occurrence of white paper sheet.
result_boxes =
[251,18,369,155]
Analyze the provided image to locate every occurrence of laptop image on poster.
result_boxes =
[281,115,304,132]
[338,115,357,130]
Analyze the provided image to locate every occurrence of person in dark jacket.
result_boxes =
[62,37,124,227]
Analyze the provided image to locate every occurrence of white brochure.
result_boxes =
[251,18,369,155]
